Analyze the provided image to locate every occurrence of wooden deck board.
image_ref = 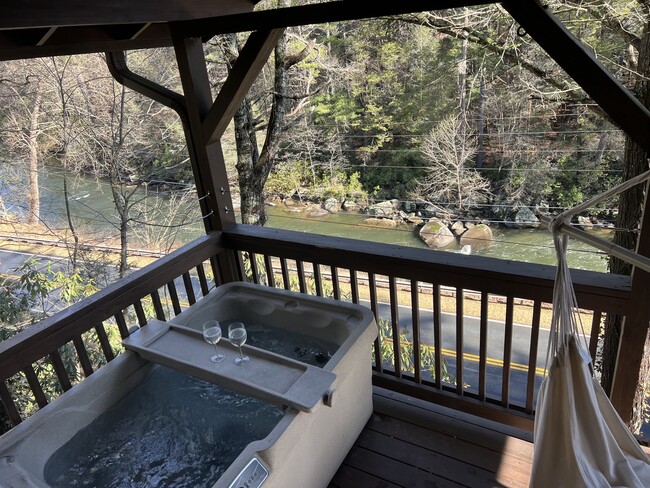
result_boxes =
[329,387,534,488]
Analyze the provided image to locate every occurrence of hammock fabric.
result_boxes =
[530,232,650,487]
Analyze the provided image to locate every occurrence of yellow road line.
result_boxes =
[386,339,546,376]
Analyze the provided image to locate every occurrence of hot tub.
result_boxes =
[0,282,377,487]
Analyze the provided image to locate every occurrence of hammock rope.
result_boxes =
[530,168,650,488]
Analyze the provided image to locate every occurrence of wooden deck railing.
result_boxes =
[0,225,633,433]
[0,233,224,429]
[221,225,631,430]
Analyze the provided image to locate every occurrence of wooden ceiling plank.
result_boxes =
[0,0,256,30]
[36,27,58,47]
[0,24,172,61]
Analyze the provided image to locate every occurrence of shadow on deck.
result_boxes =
[330,388,534,488]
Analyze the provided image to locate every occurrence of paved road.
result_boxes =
[369,302,585,407]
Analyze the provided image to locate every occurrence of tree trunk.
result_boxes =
[26,90,41,225]
[62,173,80,270]
[601,20,650,432]
[227,0,293,226]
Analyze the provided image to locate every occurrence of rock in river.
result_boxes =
[460,224,493,248]
[419,218,456,248]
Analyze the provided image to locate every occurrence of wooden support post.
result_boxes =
[173,37,239,282]
[203,28,284,145]
[610,181,650,424]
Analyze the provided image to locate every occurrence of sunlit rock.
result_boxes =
[419,218,456,248]
[460,224,493,249]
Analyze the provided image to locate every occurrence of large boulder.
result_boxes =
[460,224,493,249]
[419,218,456,249]
[402,200,417,213]
[450,221,466,236]
[577,215,594,230]
[514,207,539,228]
[368,199,401,217]
[305,204,329,218]
[405,213,424,225]
[363,217,400,229]
[341,199,362,212]
[323,197,339,213]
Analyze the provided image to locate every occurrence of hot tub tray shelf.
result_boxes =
[122,319,336,412]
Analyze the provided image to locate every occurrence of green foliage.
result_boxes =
[358,150,427,200]
[266,160,370,204]
[376,318,453,384]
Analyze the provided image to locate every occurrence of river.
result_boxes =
[2,164,610,272]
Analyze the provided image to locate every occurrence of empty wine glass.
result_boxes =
[202,320,225,363]
[228,322,249,366]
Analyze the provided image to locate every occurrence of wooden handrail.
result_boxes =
[0,232,224,380]
[222,224,631,313]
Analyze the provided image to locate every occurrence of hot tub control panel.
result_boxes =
[229,457,269,488]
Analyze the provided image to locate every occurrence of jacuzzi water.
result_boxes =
[42,365,284,488]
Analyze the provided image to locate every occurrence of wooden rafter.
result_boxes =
[203,28,285,145]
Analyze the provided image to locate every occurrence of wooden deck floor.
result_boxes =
[329,388,535,488]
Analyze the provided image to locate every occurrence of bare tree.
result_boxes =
[416,115,490,211]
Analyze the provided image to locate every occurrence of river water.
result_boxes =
[3,164,610,272]
[266,206,610,272]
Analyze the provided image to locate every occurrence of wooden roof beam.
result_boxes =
[169,0,495,38]
[203,28,284,145]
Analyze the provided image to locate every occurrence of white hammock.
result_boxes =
[530,170,650,487]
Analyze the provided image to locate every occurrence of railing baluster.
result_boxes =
[264,255,275,288]
[456,288,464,395]
[589,311,602,362]
[115,310,131,337]
[478,292,489,401]
[280,258,291,290]
[150,291,166,321]
[209,256,224,286]
[95,324,115,362]
[313,263,323,296]
[296,260,307,293]
[350,270,359,304]
[0,382,22,426]
[134,300,148,327]
[502,296,515,407]
[167,280,182,316]
[331,266,340,301]
[389,276,401,378]
[49,349,73,392]
[196,263,210,296]
[249,252,260,285]
[433,284,442,389]
[73,336,94,378]
[411,280,421,383]
[369,273,382,372]
[182,272,197,305]
[24,366,48,408]
[526,301,542,414]
[233,252,246,282]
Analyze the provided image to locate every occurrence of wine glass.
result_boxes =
[228,322,249,366]
[202,320,225,363]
